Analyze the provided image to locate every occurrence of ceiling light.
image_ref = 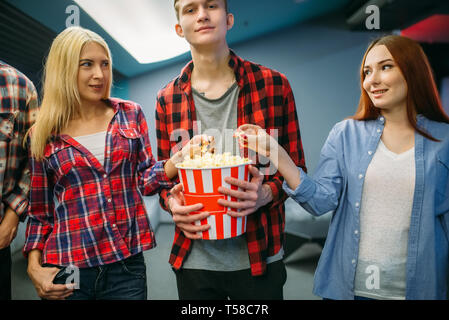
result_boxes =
[73,0,190,64]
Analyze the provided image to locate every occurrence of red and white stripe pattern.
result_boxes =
[178,164,250,240]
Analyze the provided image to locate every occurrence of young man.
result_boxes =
[155,0,306,299]
[0,60,38,300]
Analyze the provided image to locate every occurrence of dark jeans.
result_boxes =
[175,260,287,300]
[44,252,147,300]
[0,246,11,300]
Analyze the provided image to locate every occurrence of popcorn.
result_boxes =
[176,152,250,168]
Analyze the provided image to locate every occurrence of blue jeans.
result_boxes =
[46,252,147,300]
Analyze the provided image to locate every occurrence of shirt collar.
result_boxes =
[50,98,119,143]
[376,113,426,125]
[416,113,425,126]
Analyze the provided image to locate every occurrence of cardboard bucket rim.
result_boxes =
[175,160,252,170]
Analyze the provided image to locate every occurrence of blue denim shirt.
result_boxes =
[283,115,449,300]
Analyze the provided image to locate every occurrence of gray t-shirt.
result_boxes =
[183,82,283,271]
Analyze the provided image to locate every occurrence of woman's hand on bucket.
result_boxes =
[167,183,211,239]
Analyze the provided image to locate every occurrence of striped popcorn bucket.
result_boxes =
[177,163,251,240]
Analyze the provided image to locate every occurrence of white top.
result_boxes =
[73,131,107,166]
[354,139,415,300]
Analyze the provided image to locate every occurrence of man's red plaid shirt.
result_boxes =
[155,51,306,276]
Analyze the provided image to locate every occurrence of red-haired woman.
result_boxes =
[235,35,449,300]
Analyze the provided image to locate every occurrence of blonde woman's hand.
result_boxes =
[170,134,215,165]
[27,264,74,300]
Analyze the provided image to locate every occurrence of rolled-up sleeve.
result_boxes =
[283,125,344,216]
[135,105,175,196]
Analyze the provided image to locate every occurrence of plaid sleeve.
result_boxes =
[23,157,54,257]
[264,77,306,207]
[135,104,175,196]
[155,95,172,212]
[2,76,39,221]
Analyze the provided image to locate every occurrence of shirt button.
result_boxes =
[352,259,356,264]
[354,230,359,235]
[108,199,112,203]
[368,150,373,155]
[355,202,360,208]
[377,129,381,133]
[358,174,363,179]
[112,224,116,228]
[103,174,107,178]
[379,117,384,122]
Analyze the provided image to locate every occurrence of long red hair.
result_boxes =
[352,35,449,141]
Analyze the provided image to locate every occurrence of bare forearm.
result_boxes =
[28,249,43,271]
[271,145,301,190]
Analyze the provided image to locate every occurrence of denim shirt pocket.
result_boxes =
[436,153,449,216]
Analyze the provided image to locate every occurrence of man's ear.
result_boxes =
[226,13,234,31]
[175,24,185,38]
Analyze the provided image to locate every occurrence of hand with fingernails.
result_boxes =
[167,183,210,240]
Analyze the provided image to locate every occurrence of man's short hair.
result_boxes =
[174,0,228,21]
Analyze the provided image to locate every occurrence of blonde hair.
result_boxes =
[29,26,113,159]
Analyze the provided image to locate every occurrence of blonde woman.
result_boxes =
[23,26,200,300]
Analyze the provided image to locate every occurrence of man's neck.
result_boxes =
[189,44,236,99]
[190,43,232,82]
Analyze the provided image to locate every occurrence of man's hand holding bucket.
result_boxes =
[167,183,210,240]
[217,165,272,217]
